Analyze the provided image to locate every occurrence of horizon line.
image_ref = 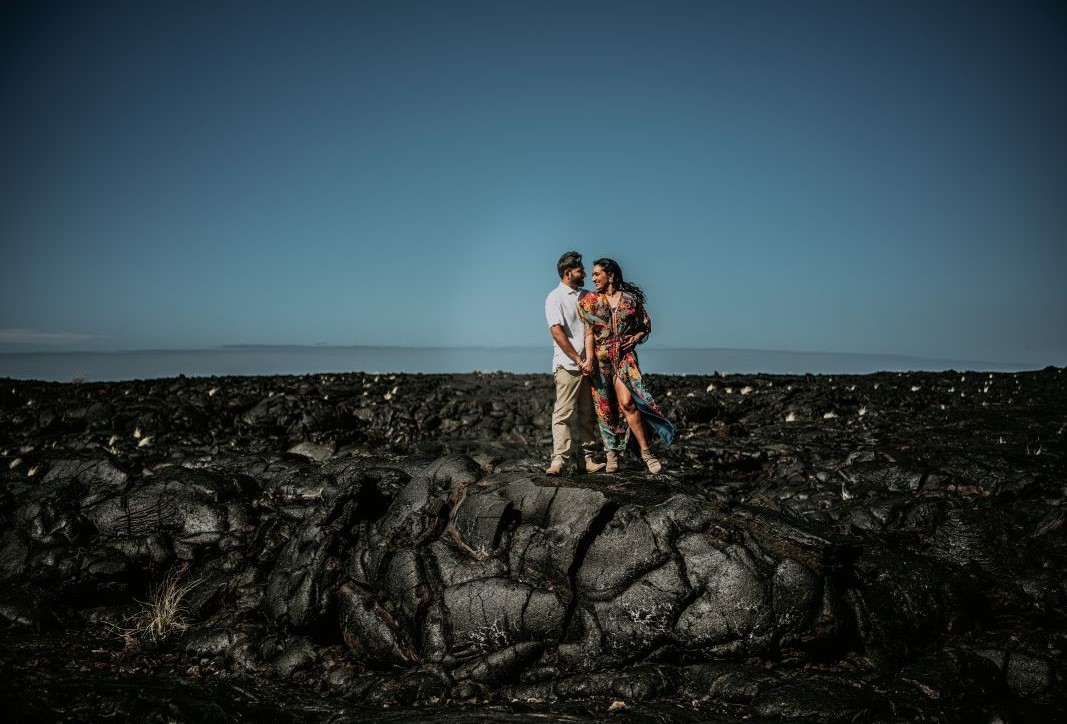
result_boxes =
[0,343,1045,369]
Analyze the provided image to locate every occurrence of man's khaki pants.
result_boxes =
[551,366,600,464]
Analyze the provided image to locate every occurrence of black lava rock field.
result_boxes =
[1,367,1065,722]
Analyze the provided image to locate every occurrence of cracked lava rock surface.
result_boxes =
[1,368,1065,722]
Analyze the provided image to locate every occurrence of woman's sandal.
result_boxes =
[605,450,619,473]
[641,448,662,474]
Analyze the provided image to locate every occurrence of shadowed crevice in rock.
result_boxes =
[561,499,619,640]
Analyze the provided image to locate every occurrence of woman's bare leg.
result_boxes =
[613,375,650,450]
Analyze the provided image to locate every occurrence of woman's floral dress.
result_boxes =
[577,291,676,453]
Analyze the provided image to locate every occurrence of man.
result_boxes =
[544,251,605,475]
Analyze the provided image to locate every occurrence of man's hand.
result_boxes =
[579,357,594,376]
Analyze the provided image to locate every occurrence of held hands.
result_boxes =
[579,356,594,376]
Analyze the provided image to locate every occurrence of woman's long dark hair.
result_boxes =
[594,258,645,306]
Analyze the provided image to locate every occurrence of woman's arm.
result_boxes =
[581,326,595,375]
[621,305,651,354]
[638,306,651,343]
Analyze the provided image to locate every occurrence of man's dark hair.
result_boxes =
[557,251,583,278]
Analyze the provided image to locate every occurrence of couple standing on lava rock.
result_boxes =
[545,250,676,476]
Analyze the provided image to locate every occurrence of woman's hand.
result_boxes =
[620,333,642,354]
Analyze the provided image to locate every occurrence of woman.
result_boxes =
[577,258,675,473]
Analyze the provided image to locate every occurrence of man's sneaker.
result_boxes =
[545,459,565,476]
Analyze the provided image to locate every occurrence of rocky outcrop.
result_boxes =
[0,368,1065,721]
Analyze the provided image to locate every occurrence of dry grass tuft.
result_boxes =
[110,564,202,646]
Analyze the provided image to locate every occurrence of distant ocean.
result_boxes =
[0,346,1042,382]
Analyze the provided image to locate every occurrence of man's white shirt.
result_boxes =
[545,282,587,372]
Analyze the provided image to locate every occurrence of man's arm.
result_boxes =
[550,324,584,366]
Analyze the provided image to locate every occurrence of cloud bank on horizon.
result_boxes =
[1,0,1064,368]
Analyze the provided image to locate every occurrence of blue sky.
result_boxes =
[2,0,1064,367]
